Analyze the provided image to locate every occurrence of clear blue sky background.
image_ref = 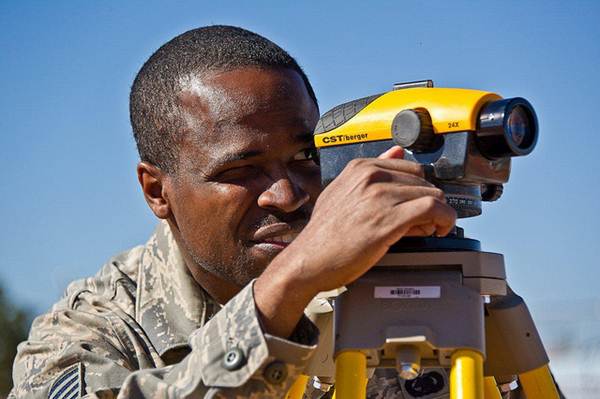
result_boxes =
[1,1,599,324]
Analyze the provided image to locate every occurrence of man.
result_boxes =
[10,26,455,398]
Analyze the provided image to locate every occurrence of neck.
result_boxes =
[166,219,242,304]
[186,259,242,305]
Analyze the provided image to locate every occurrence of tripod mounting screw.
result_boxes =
[396,346,422,380]
[399,363,421,380]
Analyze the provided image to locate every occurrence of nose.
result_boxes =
[257,173,310,213]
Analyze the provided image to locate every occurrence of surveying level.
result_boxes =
[286,81,560,399]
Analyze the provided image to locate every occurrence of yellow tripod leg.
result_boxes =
[450,350,484,399]
[519,365,559,399]
[286,374,309,399]
[334,351,367,399]
[483,377,501,399]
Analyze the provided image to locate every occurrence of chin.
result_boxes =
[227,253,272,287]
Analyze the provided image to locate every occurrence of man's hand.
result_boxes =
[254,146,457,338]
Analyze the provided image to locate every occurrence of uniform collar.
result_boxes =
[136,221,221,357]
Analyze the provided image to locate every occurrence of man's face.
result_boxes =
[165,67,320,289]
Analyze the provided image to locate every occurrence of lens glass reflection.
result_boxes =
[507,106,529,147]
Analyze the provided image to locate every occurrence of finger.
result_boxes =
[374,184,446,202]
[350,157,425,178]
[378,145,404,160]
[387,196,457,243]
[405,224,437,237]
[367,171,436,187]
[372,158,425,178]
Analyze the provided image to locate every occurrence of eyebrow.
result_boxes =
[209,150,264,170]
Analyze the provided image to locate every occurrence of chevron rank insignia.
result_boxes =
[48,363,83,399]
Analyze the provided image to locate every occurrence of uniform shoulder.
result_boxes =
[50,244,146,315]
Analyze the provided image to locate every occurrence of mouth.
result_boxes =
[250,223,302,249]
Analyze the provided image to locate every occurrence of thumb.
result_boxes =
[378,145,405,160]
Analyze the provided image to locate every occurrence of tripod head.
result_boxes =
[314,80,538,218]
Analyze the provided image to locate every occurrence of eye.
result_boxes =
[292,148,320,166]
[214,165,259,182]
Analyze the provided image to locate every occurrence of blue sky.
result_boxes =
[1,0,599,325]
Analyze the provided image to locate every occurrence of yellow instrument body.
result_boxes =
[314,88,501,148]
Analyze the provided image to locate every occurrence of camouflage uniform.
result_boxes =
[10,221,318,399]
[10,221,458,398]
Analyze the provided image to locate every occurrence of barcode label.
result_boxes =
[374,286,441,299]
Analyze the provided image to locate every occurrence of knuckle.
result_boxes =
[421,195,440,211]
[448,205,458,219]
[432,188,446,201]
[413,163,426,177]
[372,184,387,198]
[364,169,388,185]
[354,163,385,186]
[369,212,387,229]
[423,225,436,235]
[347,158,366,170]
[364,184,385,201]
[441,202,457,221]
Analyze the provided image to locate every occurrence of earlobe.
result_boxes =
[137,162,172,219]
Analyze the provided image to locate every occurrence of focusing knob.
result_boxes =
[481,184,503,202]
[392,109,442,153]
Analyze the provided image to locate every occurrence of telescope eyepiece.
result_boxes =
[476,98,538,159]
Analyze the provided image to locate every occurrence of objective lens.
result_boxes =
[507,105,528,146]
[476,98,538,159]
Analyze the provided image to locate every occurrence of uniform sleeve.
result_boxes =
[10,282,319,399]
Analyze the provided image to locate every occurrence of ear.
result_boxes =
[137,162,172,219]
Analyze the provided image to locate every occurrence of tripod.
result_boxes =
[287,230,560,399]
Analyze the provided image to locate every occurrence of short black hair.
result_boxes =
[130,25,318,173]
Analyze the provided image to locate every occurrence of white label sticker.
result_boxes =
[374,286,441,299]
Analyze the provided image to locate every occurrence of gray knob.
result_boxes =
[392,109,441,153]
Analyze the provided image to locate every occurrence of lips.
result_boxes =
[263,232,298,244]
[250,223,302,248]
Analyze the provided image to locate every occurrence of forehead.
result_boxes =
[176,67,318,168]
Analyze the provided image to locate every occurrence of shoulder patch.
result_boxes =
[48,363,83,399]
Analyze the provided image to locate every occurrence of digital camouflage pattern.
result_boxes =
[9,221,318,398]
[9,221,517,398]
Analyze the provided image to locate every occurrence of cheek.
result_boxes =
[175,184,256,246]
